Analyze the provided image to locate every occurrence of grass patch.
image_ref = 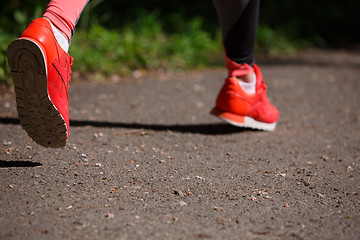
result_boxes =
[0,12,309,85]
[70,14,223,77]
[0,33,13,86]
[256,25,310,57]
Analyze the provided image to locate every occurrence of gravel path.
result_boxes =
[0,49,359,240]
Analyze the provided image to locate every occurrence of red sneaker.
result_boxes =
[7,18,73,148]
[211,64,279,131]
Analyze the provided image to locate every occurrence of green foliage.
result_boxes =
[1,0,47,34]
[3,0,356,84]
[256,25,308,57]
[0,0,48,85]
[0,33,13,86]
[259,0,359,46]
[0,10,305,84]
[168,18,222,68]
[70,13,223,77]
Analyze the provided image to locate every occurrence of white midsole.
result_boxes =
[217,115,277,131]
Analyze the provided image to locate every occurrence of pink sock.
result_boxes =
[42,0,89,40]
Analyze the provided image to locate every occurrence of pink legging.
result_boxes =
[43,0,89,39]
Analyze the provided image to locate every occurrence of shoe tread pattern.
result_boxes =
[7,39,67,148]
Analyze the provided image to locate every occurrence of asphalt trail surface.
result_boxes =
[1,50,359,239]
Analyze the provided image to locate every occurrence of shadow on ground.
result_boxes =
[0,160,42,168]
[0,117,253,135]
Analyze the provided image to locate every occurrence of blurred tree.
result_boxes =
[0,0,47,33]
[260,0,359,46]
[1,0,358,46]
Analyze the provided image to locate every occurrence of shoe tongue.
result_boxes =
[225,56,254,76]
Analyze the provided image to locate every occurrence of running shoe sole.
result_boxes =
[210,107,277,131]
[7,38,67,148]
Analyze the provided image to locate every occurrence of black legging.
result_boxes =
[212,0,259,66]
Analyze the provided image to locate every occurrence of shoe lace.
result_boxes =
[68,56,74,83]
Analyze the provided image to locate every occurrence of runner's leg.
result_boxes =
[42,0,89,40]
[212,0,259,75]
